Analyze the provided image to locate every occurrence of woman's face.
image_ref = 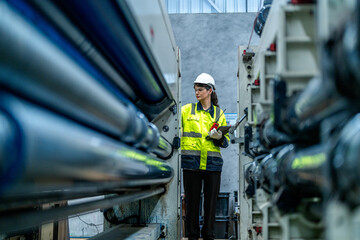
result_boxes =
[194,84,212,102]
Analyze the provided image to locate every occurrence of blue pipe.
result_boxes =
[0,93,173,201]
[6,0,134,105]
[0,2,173,158]
[53,0,168,103]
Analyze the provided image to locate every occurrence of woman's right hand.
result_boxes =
[209,128,223,140]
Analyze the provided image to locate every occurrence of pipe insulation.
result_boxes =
[52,0,172,104]
[0,93,173,206]
[0,1,172,159]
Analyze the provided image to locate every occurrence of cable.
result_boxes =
[247,15,257,49]
[75,214,103,234]
[247,0,264,49]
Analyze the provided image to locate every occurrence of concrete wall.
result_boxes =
[169,12,259,237]
[68,197,104,237]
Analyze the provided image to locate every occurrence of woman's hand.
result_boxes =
[209,128,223,140]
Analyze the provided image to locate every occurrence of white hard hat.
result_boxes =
[194,73,215,89]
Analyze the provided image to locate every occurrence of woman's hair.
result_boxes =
[194,83,219,107]
[211,91,219,107]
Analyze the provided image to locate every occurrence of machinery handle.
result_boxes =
[230,107,248,133]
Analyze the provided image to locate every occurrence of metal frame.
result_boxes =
[236,0,321,239]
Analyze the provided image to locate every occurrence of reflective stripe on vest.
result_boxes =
[208,151,222,158]
[215,106,220,121]
[183,132,202,138]
[182,150,201,156]
[191,103,196,115]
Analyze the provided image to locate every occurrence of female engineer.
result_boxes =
[181,73,229,240]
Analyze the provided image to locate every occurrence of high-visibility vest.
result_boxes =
[181,102,229,171]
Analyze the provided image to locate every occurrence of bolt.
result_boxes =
[163,125,169,132]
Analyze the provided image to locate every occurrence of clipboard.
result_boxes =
[217,125,231,135]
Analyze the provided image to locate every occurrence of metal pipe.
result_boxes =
[259,143,327,196]
[0,112,20,195]
[331,5,360,101]
[278,77,351,138]
[259,147,287,194]
[29,0,137,101]
[257,144,327,214]
[52,0,171,104]
[284,144,327,197]
[332,114,360,207]
[0,1,127,137]
[286,77,346,131]
[259,118,292,149]
[0,187,165,235]
[0,2,173,158]
[151,134,174,159]
[273,144,327,214]
[0,93,173,205]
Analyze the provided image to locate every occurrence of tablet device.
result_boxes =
[218,125,231,135]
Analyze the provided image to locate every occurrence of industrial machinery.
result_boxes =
[0,0,181,239]
[234,0,360,239]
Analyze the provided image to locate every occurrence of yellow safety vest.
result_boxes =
[181,102,229,171]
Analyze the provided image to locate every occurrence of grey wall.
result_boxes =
[169,12,259,235]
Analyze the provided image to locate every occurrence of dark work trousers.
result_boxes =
[183,169,221,240]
